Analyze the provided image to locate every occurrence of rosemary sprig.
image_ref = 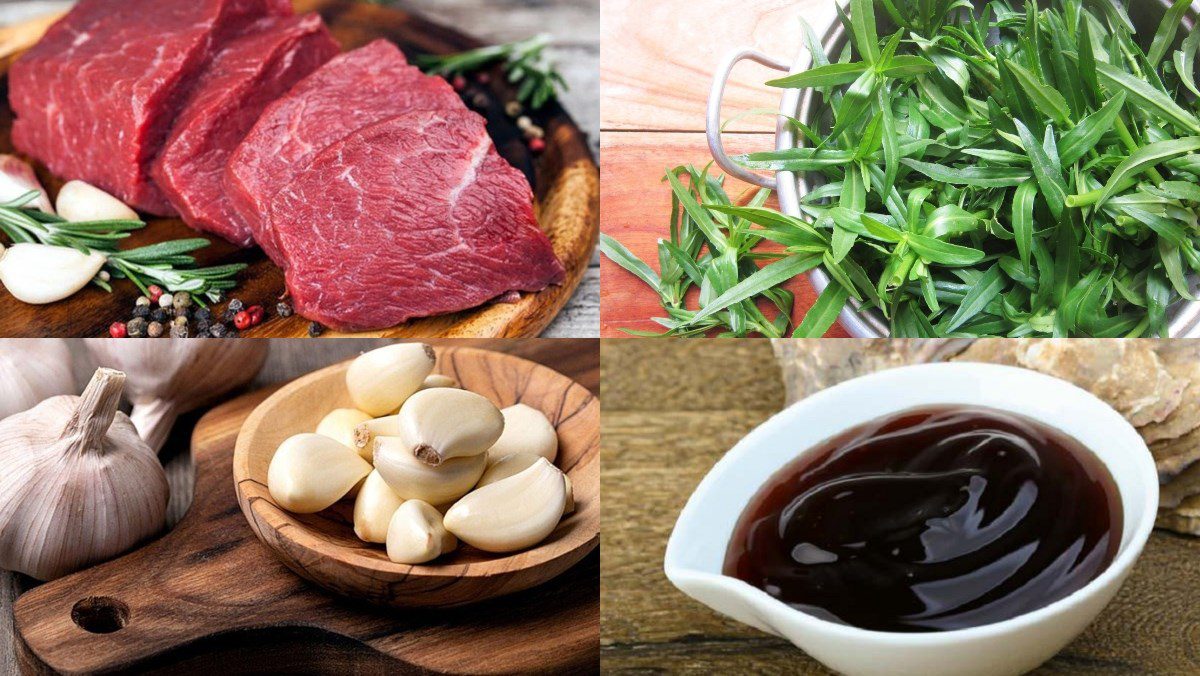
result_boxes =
[416,34,569,109]
[0,191,244,304]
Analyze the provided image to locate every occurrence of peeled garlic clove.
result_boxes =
[346,343,436,416]
[0,155,53,213]
[374,435,486,505]
[353,470,403,543]
[267,433,372,513]
[419,374,458,390]
[317,408,373,461]
[563,474,575,516]
[386,499,457,564]
[0,243,106,304]
[400,388,504,466]
[476,452,541,488]
[56,180,138,222]
[444,458,566,553]
[353,414,397,452]
[486,403,558,465]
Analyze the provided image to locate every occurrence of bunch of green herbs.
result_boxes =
[417,34,568,110]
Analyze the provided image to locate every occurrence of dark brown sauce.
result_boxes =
[724,406,1121,633]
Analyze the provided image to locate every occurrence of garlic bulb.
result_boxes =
[386,499,456,564]
[486,403,558,465]
[399,388,504,466]
[267,433,371,513]
[374,435,486,505]
[353,470,404,543]
[86,340,268,453]
[0,338,75,419]
[317,408,373,461]
[56,180,138,222]
[0,242,107,304]
[346,343,436,416]
[0,155,53,213]
[443,458,566,553]
[0,368,168,580]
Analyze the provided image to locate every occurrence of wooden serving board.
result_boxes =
[12,385,599,674]
[0,0,599,338]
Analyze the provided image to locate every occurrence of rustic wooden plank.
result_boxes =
[599,340,1200,674]
[599,131,848,338]
[600,0,835,133]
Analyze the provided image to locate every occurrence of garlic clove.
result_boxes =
[476,452,541,488]
[399,388,504,466]
[485,403,558,465]
[374,435,486,505]
[267,433,372,513]
[55,180,138,222]
[562,474,575,516]
[353,470,404,543]
[419,374,459,390]
[443,458,566,553]
[316,408,374,461]
[346,343,436,417]
[0,243,106,304]
[353,414,398,453]
[0,155,53,213]
[386,499,457,564]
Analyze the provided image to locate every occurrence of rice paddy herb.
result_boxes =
[603,0,1200,337]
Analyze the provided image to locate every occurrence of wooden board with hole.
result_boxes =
[12,344,600,674]
[0,0,599,338]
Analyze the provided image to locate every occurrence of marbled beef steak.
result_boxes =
[269,111,565,332]
[225,39,460,262]
[9,0,291,215]
[152,13,339,245]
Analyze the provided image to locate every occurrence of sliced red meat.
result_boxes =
[9,0,292,215]
[269,111,565,331]
[225,39,459,261]
[151,14,339,245]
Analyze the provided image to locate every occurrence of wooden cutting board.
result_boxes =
[12,385,599,674]
[0,0,599,338]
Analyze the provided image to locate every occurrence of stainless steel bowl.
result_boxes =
[708,0,1200,337]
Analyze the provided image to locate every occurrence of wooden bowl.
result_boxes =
[232,345,599,607]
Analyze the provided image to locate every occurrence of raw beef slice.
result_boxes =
[152,14,339,245]
[269,111,565,331]
[9,0,292,215]
[225,39,459,261]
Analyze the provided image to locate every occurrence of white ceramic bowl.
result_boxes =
[664,362,1159,676]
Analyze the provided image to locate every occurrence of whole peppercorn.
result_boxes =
[172,316,188,329]
[504,100,523,117]
[147,321,164,338]
[529,137,546,154]
[471,92,489,108]
[194,307,212,323]
[247,305,265,326]
[127,317,149,338]
[475,72,491,85]
[227,298,245,313]
[135,295,151,308]
[174,306,191,320]
[233,310,252,331]
[169,323,189,339]
[209,323,228,338]
[307,321,324,337]
[173,294,192,312]
[516,115,533,131]
[276,301,293,318]
[147,285,164,303]
[108,321,128,338]
[451,74,467,91]
[195,319,211,334]
[158,292,174,309]
[132,304,151,319]
[150,307,169,323]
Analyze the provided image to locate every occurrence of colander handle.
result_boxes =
[706,49,790,190]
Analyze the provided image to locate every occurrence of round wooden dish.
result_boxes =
[232,345,600,607]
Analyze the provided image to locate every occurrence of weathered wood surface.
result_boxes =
[0,0,599,338]
[599,0,845,338]
[3,338,599,674]
[600,339,1200,673]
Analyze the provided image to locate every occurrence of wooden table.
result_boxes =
[599,0,848,337]
[1,338,599,673]
[600,340,1200,673]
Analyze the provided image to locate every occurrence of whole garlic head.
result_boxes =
[0,338,75,419]
[399,388,504,466]
[268,433,371,513]
[444,458,566,553]
[0,368,168,581]
[486,403,558,465]
[386,499,457,564]
[346,343,436,416]
[374,435,486,505]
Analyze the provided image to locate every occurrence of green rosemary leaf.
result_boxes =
[792,282,849,337]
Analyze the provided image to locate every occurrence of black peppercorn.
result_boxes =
[276,301,293,318]
[209,323,227,338]
[127,316,148,338]
[307,321,323,337]
[195,319,210,334]
[132,304,151,318]
[228,298,244,313]
[194,307,212,322]
[170,324,189,338]
[150,307,169,323]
